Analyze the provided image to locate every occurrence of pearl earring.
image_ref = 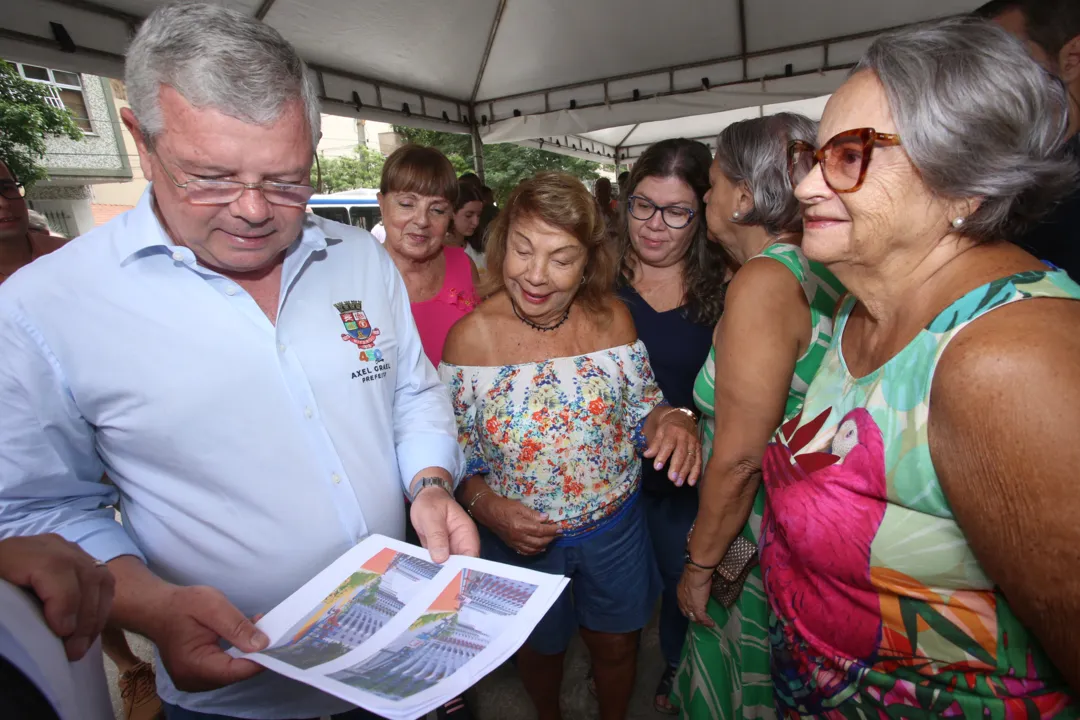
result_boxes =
[951,217,965,229]
[731,211,741,220]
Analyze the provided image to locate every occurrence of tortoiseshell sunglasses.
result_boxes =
[788,128,902,193]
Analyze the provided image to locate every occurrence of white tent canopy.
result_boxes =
[5,0,980,168]
[516,95,836,165]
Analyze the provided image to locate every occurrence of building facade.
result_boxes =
[9,61,132,238]
[10,57,398,235]
[320,115,395,158]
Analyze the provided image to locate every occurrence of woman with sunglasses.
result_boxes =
[612,138,728,714]
[672,112,843,720]
[763,18,1080,716]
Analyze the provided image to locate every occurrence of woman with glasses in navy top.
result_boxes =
[613,139,729,714]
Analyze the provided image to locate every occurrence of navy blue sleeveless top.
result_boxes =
[617,283,714,496]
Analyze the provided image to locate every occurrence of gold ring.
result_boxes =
[93,561,108,568]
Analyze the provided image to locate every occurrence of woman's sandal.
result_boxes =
[653,665,680,715]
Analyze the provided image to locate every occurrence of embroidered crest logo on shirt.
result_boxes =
[334,301,383,363]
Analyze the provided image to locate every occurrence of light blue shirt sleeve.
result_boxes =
[381,253,465,492]
[0,301,143,562]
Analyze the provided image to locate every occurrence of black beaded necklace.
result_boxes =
[510,298,571,332]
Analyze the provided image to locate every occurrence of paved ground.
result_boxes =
[105,613,671,720]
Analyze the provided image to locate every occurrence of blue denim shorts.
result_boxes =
[479,495,661,655]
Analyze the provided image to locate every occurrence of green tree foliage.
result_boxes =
[312,145,386,193]
[392,125,601,205]
[0,61,83,189]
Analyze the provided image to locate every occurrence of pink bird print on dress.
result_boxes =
[761,406,889,712]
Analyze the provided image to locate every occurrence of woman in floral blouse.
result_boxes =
[440,172,702,720]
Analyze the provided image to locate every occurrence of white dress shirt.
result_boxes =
[0,188,463,718]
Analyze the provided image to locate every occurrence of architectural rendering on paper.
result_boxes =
[330,569,538,700]
[262,549,440,670]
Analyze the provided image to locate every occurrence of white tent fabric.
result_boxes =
[5,0,981,165]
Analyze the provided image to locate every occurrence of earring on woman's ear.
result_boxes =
[731,211,741,220]
[951,216,966,229]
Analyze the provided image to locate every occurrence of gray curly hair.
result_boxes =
[125,2,321,149]
[714,112,819,237]
[855,17,1076,243]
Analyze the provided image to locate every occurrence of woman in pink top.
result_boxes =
[377,145,480,366]
[378,148,481,719]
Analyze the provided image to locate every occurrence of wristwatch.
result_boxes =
[410,475,453,502]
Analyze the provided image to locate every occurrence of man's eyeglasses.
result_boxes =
[0,181,26,201]
[627,195,696,229]
[788,128,902,194]
[150,149,320,208]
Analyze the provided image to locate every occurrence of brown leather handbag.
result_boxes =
[709,535,759,607]
[688,470,763,608]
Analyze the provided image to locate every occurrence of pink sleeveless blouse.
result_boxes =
[411,246,479,366]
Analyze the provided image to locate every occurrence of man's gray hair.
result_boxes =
[125,2,321,149]
[856,17,1075,243]
[714,113,818,236]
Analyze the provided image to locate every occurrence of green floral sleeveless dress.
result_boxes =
[674,243,843,719]
[761,270,1080,718]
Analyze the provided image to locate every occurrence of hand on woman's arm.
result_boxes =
[677,259,809,626]
[929,300,1080,693]
[643,406,701,487]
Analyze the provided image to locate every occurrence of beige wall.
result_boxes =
[318,114,363,158]
[318,116,392,157]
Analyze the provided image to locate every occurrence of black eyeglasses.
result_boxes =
[0,181,26,201]
[627,195,696,229]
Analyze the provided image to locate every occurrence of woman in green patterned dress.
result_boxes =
[762,19,1080,716]
[671,114,844,719]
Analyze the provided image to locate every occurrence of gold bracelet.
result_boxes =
[466,490,493,517]
[661,406,697,425]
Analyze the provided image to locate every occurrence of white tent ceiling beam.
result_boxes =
[471,0,508,105]
[4,0,476,133]
[8,0,981,163]
[526,135,617,163]
[253,0,276,21]
[593,94,832,161]
[310,63,471,134]
[513,138,617,165]
[480,67,849,146]
[475,15,913,147]
[616,125,641,152]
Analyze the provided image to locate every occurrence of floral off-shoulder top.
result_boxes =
[438,340,664,539]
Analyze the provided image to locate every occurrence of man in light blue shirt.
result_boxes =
[0,3,478,718]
